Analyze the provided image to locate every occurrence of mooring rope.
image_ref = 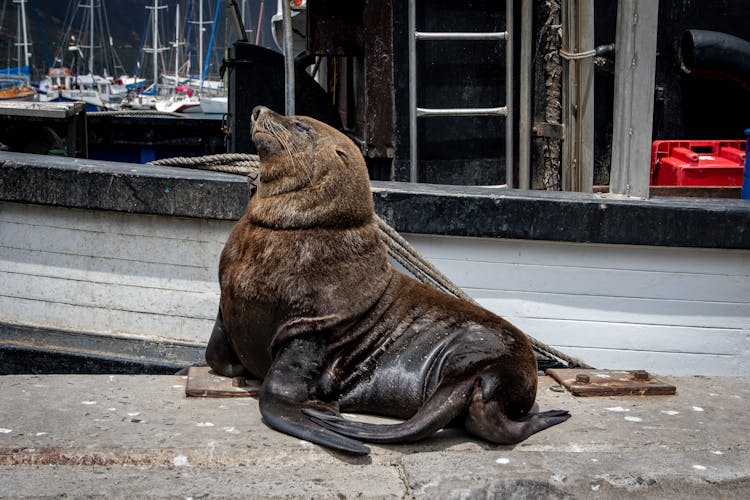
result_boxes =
[148,153,260,176]
[147,153,591,368]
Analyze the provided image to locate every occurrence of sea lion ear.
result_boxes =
[335,149,348,160]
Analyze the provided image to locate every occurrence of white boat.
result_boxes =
[154,93,202,113]
[58,73,127,111]
[1,153,748,376]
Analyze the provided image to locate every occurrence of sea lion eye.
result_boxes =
[293,121,309,133]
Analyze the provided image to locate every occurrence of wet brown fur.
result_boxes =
[209,107,567,453]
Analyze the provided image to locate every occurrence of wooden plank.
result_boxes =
[0,296,215,343]
[185,366,260,398]
[404,233,750,276]
[546,368,676,396]
[609,0,660,198]
[1,220,225,269]
[558,347,744,376]
[427,259,749,303]
[474,292,748,329]
[1,271,218,319]
[0,201,234,243]
[0,101,85,118]
[0,247,218,294]
[507,317,744,355]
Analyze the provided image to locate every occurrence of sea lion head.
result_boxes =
[248,106,374,229]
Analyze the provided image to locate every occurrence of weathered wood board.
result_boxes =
[184,366,260,398]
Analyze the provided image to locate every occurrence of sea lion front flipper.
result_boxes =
[303,379,475,443]
[205,308,248,378]
[259,335,370,455]
[260,395,370,455]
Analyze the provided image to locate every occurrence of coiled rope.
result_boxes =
[147,153,591,369]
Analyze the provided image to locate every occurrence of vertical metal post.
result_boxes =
[505,0,514,188]
[561,0,595,192]
[408,0,418,182]
[577,0,595,192]
[282,0,295,116]
[609,0,659,198]
[518,0,532,190]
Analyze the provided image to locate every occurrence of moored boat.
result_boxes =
[0,78,36,101]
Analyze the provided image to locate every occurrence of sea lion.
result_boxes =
[205,106,570,455]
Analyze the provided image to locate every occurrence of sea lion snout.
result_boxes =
[251,105,266,122]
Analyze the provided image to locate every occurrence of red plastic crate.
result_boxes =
[650,139,746,186]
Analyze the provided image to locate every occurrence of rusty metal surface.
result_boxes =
[546,368,677,397]
[184,366,260,398]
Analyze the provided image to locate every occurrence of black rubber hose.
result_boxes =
[679,29,750,90]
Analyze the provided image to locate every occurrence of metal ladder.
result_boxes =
[408,0,514,186]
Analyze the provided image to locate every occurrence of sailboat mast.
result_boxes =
[153,0,159,85]
[199,0,203,89]
[89,0,94,74]
[17,0,30,68]
[16,5,21,72]
[145,0,168,86]
[174,5,180,84]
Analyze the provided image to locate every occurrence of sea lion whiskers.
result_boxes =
[263,117,316,187]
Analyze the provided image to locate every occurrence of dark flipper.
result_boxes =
[464,384,571,444]
[259,335,370,455]
[205,308,248,378]
[260,395,369,455]
[303,380,474,443]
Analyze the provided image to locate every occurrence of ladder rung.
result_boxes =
[415,31,508,41]
[417,106,508,118]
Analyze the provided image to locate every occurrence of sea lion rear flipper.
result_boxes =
[464,383,571,444]
[259,335,370,455]
[303,379,474,443]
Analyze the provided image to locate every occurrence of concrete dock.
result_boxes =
[1,374,748,498]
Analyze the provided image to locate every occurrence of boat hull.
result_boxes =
[1,197,747,376]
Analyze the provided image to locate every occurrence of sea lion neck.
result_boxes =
[247,108,376,230]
